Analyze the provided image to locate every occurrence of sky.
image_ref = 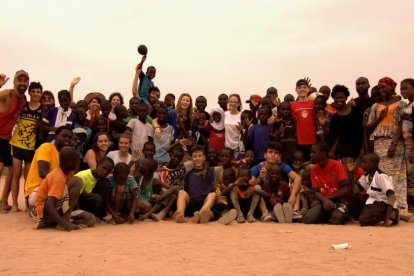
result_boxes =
[1,0,413,109]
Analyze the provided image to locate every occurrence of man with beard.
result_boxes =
[354,77,374,112]
[0,71,29,212]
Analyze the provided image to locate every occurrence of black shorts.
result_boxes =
[185,196,207,216]
[11,145,35,163]
[0,138,12,166]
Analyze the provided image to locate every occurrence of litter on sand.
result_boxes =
[331,242,351,251]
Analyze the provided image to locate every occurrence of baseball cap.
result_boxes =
[14,70,29,80]
[73,128,87,135]
[246,94,262,104]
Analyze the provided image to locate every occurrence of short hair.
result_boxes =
[331,84,350,98]
[168,144,185,156]
[101,100,111,109]
[137,102,148,110]
[241,109,253,119]
[109,92,124,105]
[402,78,414,87]
[143,158,158,172]
[147,66,156,71]
[218,93,228,99]
[165,93,175,100]
[199,110,210,120]
[223,167,236,179]
[269,164,281,173]
[221,147,234,156]
[313,142,330,155]
[129,96,140,103]
[156,105,168,114]
[114,104,126,116]
[296,79,309,88]
[59,146,80,171]
[55,125,73,137]
[143,140,155,149]
[28,82,43,93]
[57,90,71,99]
[238,166,251,177]
[363,152,380,167]
[98,156,115,167]
[113,162,130,177]
[190,145,205,155]
[315,94,328,103]
[150,86,160,93]
[265,141,282,153]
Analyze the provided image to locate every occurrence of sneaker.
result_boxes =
[274,204,285,223]
[282,203,293,223]
[292,210,302,220]
[218,209,237,225]
[200,209,213,224]
[261,211,273,222]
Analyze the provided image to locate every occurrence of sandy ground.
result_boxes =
[1,178,413,276]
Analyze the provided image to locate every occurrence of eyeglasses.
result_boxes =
[42,96,52,100]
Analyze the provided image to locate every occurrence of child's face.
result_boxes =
[198,113,207,125]
[157,109,167,123]
[117,106,128,118]
[278,103,291,119]
[164,95,175,108]
[101,106,111,117]
[361,156,375,172]
[137,105,148,121]
[223,172,235,186]
[96,120,107,132]
[96,161,113,178]
[147,67,156,80]
[59,95,71,110]
[75,108,87,123]
[168,151,184,168]
[314,98,327,113]
[207,148,217,161]
[74,134,86,146]
[143,145,155,158]
[258,108,270,124]
[400,82,414,100]
[212,111,221,123]
[195,97,207,111]
[114,174,128,186]
[220,150,233,167]
[129,98,140,113]
[192,150,206,169]
[241,113,253,129]
[244,151,254,163]
[139,161,152,175]
[118,137,130,152]
[293,152,304,167]
[269,167,282,182]
[296,84,310,98]
[218,95,228,108]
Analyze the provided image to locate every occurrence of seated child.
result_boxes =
[214,167,238,225]
[206,147,219,167]
[254,164,292,223]
[107,163,138,224]
[359,153,399,226]
[35,147,95,231]
[234,149,256,168]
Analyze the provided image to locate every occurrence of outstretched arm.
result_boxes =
[132,56,146,99]
[69,77,81,103]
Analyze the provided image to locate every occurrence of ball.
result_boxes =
[137,44,148,55]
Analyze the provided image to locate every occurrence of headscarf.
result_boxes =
[378,77,397,91]
[210,106,225,131]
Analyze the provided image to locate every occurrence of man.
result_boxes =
[354,77,374,112]
[25,127,74,216]
[303,143,350,224]
[0,71,29,212]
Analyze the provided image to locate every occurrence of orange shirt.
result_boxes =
[35,167,69,219]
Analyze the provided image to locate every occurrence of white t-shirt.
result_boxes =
[108,112,117,120]
[126,118,150,152]
[224,111,241,150]
[106,150,131,166]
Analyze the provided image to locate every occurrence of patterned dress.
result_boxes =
[402,102,414,212]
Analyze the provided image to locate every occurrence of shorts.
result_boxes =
[0,138,12,166]
[11,145,35,163]
[185,196,207,216]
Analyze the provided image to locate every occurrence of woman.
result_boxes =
[108,92,124,120]
[224,94,243,158]
[85,95,103,126]
[106,133,138,166]
[367,77,407,209]
[83,132,110,170]
[401,78,414,213]
[40,90,55,108]
[9,82,42,211]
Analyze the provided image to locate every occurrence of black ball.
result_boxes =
[137,44,148,55]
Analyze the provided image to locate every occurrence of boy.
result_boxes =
[248,106,272,162]
[132,55,156,104]
[195,96,207,113]
[214,167,238,224]
[217,94,228,112]
[240,110,254,151]
[126,102,150,152]
[41,90,76,141]
[164,93,175,111]
[108,105,128,149]
[35,147,95,231]
[290,79,316,159]
[359,153,399,226]
[174,145,216,223]
[75,157,115,219]
[149,105,174,164]
[303,143,350,224]
[125,97,141,122]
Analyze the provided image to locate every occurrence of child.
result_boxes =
[314,95,332,143]
[206,147,219,167]
[248,106,272,162]
[108,105,128,150]
[106,133,140,167]
[270,101,297,165]
[136,158,172,220]
[217,93,228,112]
[195,110,210,148]
[359,153,399,226]
[230,166,261,223]
[100,100,112,122]
[234,149,256,168]
[214,167,238,225]
[149,105,175,164]
[74,107,92,155]
[195,96,207,113]
[125,97,141,122]
[298,168,318,213]
[35,147,95,231]
[254,164,292,223]
[240,110,254,151]
[164,93,175,111]
[206,106,225,154]
[126,102,150,152]
[41,90,76,142]
[107,163,138,224]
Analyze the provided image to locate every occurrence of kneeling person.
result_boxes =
[35,147,95,231]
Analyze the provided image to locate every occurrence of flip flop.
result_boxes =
[218,209,237,225]
[274,204,285,223]
[283,203,293,223]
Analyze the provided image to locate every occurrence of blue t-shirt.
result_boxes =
[251,161,292,183]
[248,124,272,161]
[138,73,154,104]
[108,175,139,199]
[185,167,214,201]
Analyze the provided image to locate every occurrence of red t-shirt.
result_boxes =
[0,90,26,139]
[290,100,316,145]
[207,124,225,154]
[311,159,349,197]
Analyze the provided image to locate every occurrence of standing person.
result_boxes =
[132,55,156,104]
[85,94,103,126]
[126,102,150,152]
[290,79,316,159]
[108,92,124,120]
[9,82,43,212]
[206,106,225,154]
[218,94,228,112]
[0,71,28,212]
[125,96,141,122]
[248,106,272,162]
[225,94,243,158]
[367,77,407,209]
[401,78,414,213]
[354,77,374,113]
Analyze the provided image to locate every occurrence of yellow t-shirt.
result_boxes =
[75,169,97,194]
[24,143,59,197]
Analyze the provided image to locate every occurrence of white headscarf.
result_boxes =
[210,106,225,131]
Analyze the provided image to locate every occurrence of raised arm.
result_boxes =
[132,55,146,99]
[69,77,81,103]
[0,74,10,90]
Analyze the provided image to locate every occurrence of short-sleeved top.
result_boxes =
[106,150,131,166]
[138,73,154,105]
[248,124,272,161]
[224,111,241,150]
[251,162,293,183]
[126,118,150,152]
[311,159,349,198]
[9,102,42,150]
[290,100,316,145]
[263,180,290,208]
[35,167,70,219]
[149,124,174,164]
[0,90,26,139]
[75,169,97,194]
[185,167,215,201]
[25,143,59,197]
[43,107,76,141]
[108,175,138,199]
[358,170,396,207]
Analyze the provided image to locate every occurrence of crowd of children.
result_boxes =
[1,67,413,231]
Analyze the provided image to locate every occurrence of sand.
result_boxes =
[1,181,413,275]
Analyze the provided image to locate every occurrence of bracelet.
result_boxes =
[154,126,161,129]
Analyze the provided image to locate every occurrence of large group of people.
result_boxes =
[1,59,413,231]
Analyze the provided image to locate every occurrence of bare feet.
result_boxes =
[200,209,212,224]
[151,212,165,222]
[0,202,12,212]
[236,213,246,223]
[246,214,257,223]
[191,211,200,223]
[11,206,22,212]
[174,211,185,223]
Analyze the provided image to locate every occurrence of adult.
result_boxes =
[108,92,124,120]
[84,93,104,126]
[83,132,110,170]
[147,87,161,119]
[401,78,414,213]
[132,55,156,104]
[9,82,43,211]
[0,71,29,212]
[354,77,374,113]
[367,77,407,209]
[225,94,243,157]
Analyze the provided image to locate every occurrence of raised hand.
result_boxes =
[317,110,326,125]
[0,74,10,87]
[303,77,312,87]
[70,77,81,87]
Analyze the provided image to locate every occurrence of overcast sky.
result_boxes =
[1,0,413,108]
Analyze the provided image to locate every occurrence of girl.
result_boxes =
[83,132,110,170]
[106,133,139,167]
[206,106,225,154]
[224,94,243,158]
